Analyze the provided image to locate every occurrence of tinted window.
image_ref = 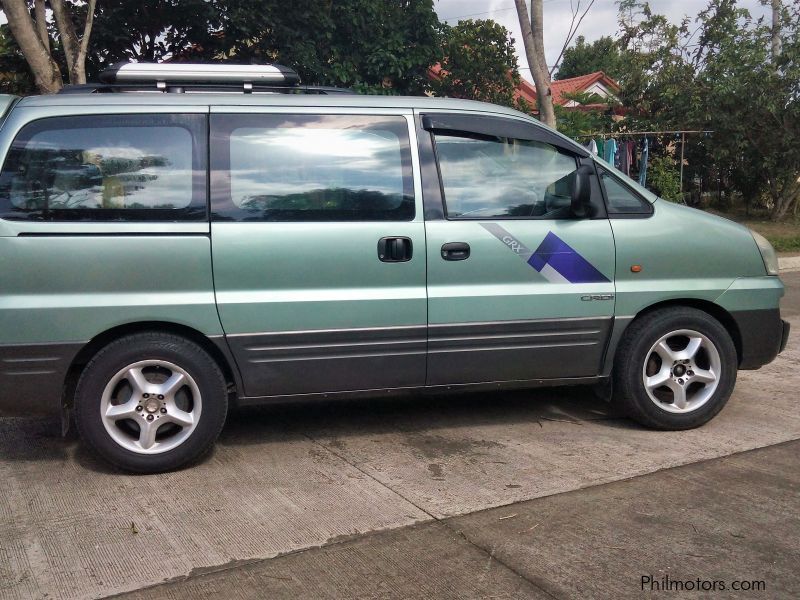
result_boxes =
[211,114,414,221]
[0,114,207,222]
[600,169,653,215]
[434,133,578,219]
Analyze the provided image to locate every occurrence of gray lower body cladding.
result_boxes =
[0,342,83,416]
[5,310,784,416]
[226,325,428,397]
[426,317,612,385]
[227,318,613,397]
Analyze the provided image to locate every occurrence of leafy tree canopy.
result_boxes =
[87,0,441,94]
[431,19,529,112]
[556,35,625,80]
[616,0,799,219]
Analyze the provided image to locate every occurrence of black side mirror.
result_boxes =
[571,165,594,218]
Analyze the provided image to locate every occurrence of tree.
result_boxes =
[549,0,596,78]
[0,0,96,93]
[556,36,625,80]
[209,0,441,94]
[616,0,799,219]
[88,0,222,69]
[698,0,798,219]
[514,0,556,128]
[0,24,36,94]
[430,19,524,110]
[554,91,615,139]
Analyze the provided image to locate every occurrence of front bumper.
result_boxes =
[730,309,786,370]
[780,319,790,354]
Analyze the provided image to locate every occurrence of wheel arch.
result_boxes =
[63,321,242,409]
[604,298,743,376]
[636,299,741,362]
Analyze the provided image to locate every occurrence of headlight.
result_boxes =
[750,230,779,275]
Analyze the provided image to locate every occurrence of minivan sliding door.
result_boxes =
[210,111,427,398]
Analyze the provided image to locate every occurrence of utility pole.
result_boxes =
[771,0,782,63]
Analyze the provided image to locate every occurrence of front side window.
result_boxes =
[600,169,653,215]
[211,114,414,221]
[0,114,207,221]
[433,133,578,219]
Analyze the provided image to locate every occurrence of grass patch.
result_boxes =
[764,234,800,252]
[707,209,800,253]
[742,220,800,252]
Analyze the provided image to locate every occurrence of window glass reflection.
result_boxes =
[434,134,577,219]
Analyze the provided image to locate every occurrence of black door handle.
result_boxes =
[441,242,470,261]
[378,237,413,262]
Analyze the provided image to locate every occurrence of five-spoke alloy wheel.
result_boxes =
[642,329,721,413]
[75,332,227,473]
[613,307,737,430]
[100,360,202,454]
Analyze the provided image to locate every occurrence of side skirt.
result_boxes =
[235,375,607,407]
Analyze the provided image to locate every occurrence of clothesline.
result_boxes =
[574,130,714,138]
[580,130,716,194]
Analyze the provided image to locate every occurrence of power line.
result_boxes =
[439,0,563,23]
[440,5,516,21]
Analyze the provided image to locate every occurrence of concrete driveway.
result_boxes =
[2,272,799,600]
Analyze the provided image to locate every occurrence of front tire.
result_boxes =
[613,307,737,430]
[74,332,228,473]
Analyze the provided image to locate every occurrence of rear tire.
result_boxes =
[613,307,737,430]
[74,332,228,473]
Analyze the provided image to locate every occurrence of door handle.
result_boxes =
[378,237,413,262]
[441,242,470,261]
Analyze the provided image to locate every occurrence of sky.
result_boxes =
[435,0,772,81]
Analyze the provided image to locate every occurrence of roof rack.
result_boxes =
[58,82,355,95]
[102,62,300,84]
[60,62,355,95]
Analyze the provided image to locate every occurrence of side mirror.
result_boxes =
[571,165,594,218]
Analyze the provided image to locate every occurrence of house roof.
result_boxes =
[517,71,620,107]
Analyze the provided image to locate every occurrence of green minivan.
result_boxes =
[0,64,789,472]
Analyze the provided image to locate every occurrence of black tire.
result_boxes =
[612,307,737,430]
[74,332,228,473]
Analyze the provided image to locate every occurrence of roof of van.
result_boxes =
[14,92,587,155]
[17,92,526,116]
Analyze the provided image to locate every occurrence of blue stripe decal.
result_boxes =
[528,232,610,283]
[480,224,609,284]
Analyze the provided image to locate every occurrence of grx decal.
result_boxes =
[480,223,610,284]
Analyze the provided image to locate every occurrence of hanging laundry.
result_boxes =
[638,138,649,187]
[604,138,617,165]
[584,139,598,155]
[618,141,627,174]
[596,138,605,158]
[626,141,635,176]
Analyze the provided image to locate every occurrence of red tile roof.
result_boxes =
[520,71,620,106]
[428,65,619,112]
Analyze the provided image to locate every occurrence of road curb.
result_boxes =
[779,256,800,273]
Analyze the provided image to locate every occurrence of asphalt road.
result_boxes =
[2,272,799,600]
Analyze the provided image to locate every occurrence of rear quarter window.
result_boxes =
[0,114,207,222]
[211,114,414,222]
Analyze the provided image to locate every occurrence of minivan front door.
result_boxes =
[421,113,615,386]
[210,111,427,398]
